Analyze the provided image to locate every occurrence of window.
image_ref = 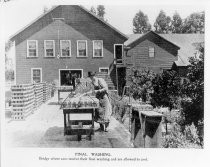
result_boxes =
[93,40,103,57]
[60,40,71,57]
[27,40,38,57]
[99,67,109,74]
[149,47,155,58]
[77,40,87,57]
[31,68,42,83]
[44,40,55,57]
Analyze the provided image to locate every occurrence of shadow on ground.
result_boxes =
[37,126,131,148]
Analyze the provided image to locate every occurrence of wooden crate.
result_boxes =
[11,84,35,120]
[34,83,44,108]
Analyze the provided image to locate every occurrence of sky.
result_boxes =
[1,0,207,42]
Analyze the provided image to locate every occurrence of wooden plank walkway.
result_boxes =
[5,92,133,148]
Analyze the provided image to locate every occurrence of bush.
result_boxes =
[128,68,155,102]
[151,70,181,110]
[162,123,203,148]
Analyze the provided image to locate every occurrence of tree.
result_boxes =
[154,10,171,33]
[133,10,151,34]
[171,11,183,33]
[90,6,96,15]
[182,12,205,33]
[151,70,181,110]
[96,5,105,20]
[181,45,204,126]
[43,6,48,13]
[128,68,156,102]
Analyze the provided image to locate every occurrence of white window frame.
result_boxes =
[149,46,155,58]
[31,68,42,83]
[60,40,71,57]
[77,40,88,57]
[59,69,84,87]
[99,67,109,74]
[93,40,103,57]
[114,44,124,64]
[44,40,55,57]
[27,40,38,58]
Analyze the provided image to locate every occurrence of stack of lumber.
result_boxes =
[11,84,35,120]
[34,83,43,108]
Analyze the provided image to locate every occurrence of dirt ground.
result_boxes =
[5,92,133,148]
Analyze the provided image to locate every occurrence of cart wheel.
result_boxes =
[78,135,81,141]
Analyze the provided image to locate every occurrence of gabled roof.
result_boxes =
[125,31,180,49]
[10,5,127,44]
[125,31,204,66]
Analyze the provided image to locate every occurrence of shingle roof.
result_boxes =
[125,32,204,66]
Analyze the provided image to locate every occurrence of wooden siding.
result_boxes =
[126,39,178,74]
[15,20,124,84]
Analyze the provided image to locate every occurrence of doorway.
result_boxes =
[59,69,83,87]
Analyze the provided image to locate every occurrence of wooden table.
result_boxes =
[62,107,97,141]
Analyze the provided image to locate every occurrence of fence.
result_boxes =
[11,82,54,120]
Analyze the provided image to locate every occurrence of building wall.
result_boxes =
[125,39,178,85]
[126,39,178,72]
[15,20,124,85]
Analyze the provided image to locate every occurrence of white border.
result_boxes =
[44,40,55,57]
[59,69,84,87]
[31,68,42,83]
[77,40,88,57]
[99,67,109,74]
[93,40,103,57]
[27,40,38,58]
[60,40,71,57]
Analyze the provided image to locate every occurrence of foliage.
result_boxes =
[151,70,181,110]
[133,10,151,34]
[128,68,156,102]
[162,123,203,148]
[90,5,107,21]
[181,12,205,33]
[96,5,106,20]
[5,69,14,81]
[154,10,171,33]
[171,12,183,33]
[90,6,97,15]
[181,45,204,125]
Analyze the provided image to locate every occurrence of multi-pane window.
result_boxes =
[27,40,38,57]
[93,40,103,57]
[31,68,42,83]
[149,47,155,58]
[77,40,87,57]
[60,40,71,57]
[44,40,55,57]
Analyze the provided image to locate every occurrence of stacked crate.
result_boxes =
[34,83,44,108]
[43,82,52,102]
[11,84,35,120]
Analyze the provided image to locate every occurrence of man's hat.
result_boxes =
[88,71,96,77]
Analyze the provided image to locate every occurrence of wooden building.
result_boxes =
[10,5,127,89]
